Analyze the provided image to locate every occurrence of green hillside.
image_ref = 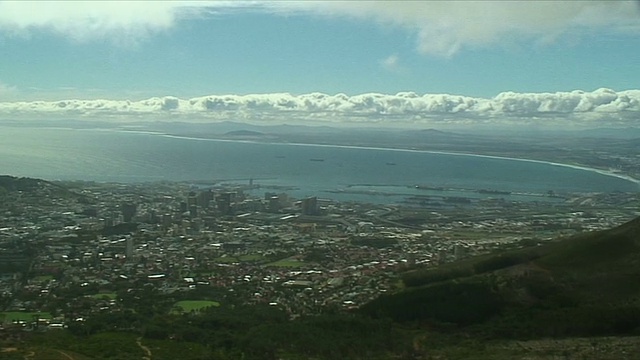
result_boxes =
[361,216,640,340]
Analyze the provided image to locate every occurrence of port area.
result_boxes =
[323,183,564,206]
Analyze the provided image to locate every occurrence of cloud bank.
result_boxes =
[1,1,638,54]
[1,89,638,128]
[275,1,640,56]
[0,1,181,43]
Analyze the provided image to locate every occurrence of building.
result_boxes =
[301,197,319,216]
[197,190,214,208]
[216,192,236,215]
[125,237,134,260]
[121,202,137,223]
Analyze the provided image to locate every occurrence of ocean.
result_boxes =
[0,126,637,203]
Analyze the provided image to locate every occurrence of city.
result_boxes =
[1,176,638,333]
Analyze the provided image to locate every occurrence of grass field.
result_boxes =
[172,300,220,313]
[0,347,93,360]
[214,256,239,263]
[238,254,264,262]
[215,254,265,263]
[267,259,305,268]
[91,293,117,300]
[0,312,52,322]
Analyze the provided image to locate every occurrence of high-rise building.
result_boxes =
[162,213,173,228]
[268,195,281,212]
[187,192,197,207]
[125,237,134,260]
[216,192,236,215]
[197,190,214,208]
[454,244,467,260]
[121,202,137,223]
[189,205,198,218]
[301,197,319,216]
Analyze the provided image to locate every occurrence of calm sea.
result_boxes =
[0,126,637,203]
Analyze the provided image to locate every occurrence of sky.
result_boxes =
[0,1,639,128]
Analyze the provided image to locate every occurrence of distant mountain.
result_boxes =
[419,128,448,134]
[576,127,640,139]
[223,130,266,137]
[361,216,640,339]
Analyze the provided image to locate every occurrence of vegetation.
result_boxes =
[31,304,405,359]
[362,216,640,344]
[0,311,52,322]
[171,300,220,313]
[266,258,305,267]
[90,293,116,300]
[6,216,640,359]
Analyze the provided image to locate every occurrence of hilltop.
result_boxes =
[0,175,91,203]
[0,175,53,193]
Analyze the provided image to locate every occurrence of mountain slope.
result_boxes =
[361,216,640,339]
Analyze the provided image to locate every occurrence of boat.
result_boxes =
[478,189,511,195]
[414,185,445,191]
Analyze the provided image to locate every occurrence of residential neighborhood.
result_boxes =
[1,177,638,332]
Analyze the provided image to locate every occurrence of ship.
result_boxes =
[478,189,511,195]
[414,185,445,191]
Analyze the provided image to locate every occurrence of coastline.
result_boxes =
[149,132,640,187]
[21,126,636,188]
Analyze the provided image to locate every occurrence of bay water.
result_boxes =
[0,126,637,203]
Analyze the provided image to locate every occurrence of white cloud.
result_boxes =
[380,54,405,73]
[0,1,214,43]
[0,81,17,99]
[1,89,638,127]
[1,1,638,54]
[281,1,640,56]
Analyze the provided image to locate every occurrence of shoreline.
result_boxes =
[16,126,640,186]
[151,132,640,187]
[11,126,637,188]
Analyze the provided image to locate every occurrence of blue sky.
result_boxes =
[1,1,639,102]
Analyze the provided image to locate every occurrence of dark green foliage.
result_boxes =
[472,252,540,273]
[240,315,406,360]
[139,305,408,359]
[371,216,640,342]
[402,247,544,288]
[362,279,504,326]
[67,310,144,335]
[402,265,473,287]
[68,332,143,359]
[0,175,47,192]
[484,304,640,339]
